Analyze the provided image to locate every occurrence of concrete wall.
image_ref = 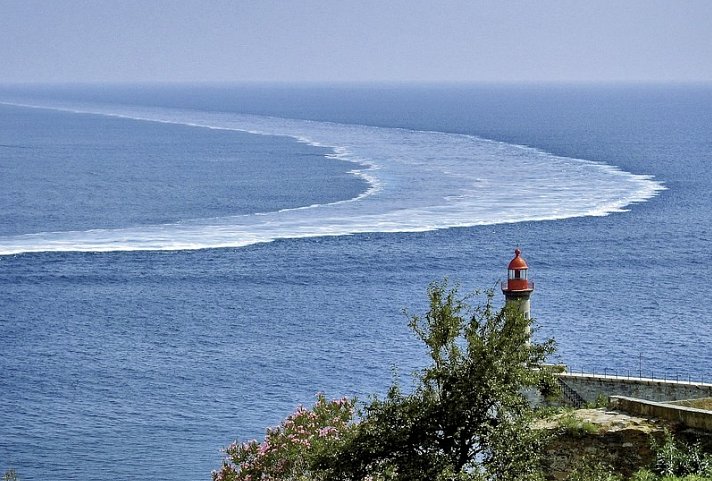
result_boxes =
[667,398,712,410]
[558,372,712,404]
[610,396,712,432]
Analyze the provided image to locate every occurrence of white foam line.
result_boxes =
[0,100,666,256]
[0,101,382,209]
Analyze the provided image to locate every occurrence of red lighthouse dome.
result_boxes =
[502,248,533,293]
[508,248,528,271]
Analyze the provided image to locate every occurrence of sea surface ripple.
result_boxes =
[0,101,664,255]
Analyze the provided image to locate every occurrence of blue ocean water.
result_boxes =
[0,84,710,480]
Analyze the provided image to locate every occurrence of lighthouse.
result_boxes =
[501,248,534,324]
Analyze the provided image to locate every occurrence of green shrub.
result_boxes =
[556,411,600,437]
[2,469,18,481]
[215,280,558,481]
[630,469,657,480]
[213,393,356,481]
[585,394,609,409]
[567,458,622,481]
[652,432,712,478]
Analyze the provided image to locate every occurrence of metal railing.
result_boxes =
[557,378,586,408]
[500,280,535,291]
[562,366,710,385]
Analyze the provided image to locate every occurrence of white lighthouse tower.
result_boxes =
[501,248,534,326]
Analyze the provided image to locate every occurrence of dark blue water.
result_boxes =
[1,84,711,480]
[0,104,365,236]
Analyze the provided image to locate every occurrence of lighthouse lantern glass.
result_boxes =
[509,269,527,280]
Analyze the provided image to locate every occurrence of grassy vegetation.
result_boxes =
[556,411,601,437]
[671,399,712,411]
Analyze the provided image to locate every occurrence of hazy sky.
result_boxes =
[2,0,711,84]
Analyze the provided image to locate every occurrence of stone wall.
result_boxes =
[610,396,712,432]
[558,372,712,404]
[539,408,668,480]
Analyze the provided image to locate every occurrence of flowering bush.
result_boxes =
[213,393,356,481]
[214,281,557,481]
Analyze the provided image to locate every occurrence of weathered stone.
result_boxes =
[539,408,671,480]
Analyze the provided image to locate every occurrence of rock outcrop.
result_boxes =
[539,408,672,480]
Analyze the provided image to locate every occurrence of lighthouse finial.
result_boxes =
[514,248,521,257]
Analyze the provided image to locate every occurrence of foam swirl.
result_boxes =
[0,101,665,255]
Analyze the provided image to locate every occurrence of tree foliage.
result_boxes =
[214,279,558,480]
[2,469,18,481]
[314,280,557,481]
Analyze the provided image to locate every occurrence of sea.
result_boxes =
[0,83,710,480]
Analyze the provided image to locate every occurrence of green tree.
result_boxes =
[2,469,18,481]
[315,280,557,481]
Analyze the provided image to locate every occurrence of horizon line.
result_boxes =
[1,79,712,88]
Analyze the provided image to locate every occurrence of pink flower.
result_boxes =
[318,426,337,437]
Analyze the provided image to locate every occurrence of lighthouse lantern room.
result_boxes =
[501,248,534,320]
